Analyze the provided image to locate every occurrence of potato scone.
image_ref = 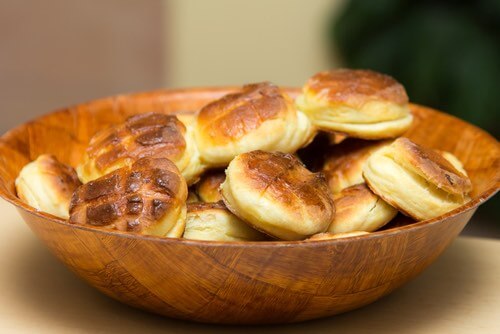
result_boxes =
[221,150,335,240]
[363,138,472,220]
[70,157,188,237]
[184,202,266,242]
[15,154,81,218]
[77,112,204,185]
[296,69,413,139]
[327,184,397,233]
[195,82,315,166]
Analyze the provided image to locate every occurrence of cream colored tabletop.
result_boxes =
[0,198,498,334]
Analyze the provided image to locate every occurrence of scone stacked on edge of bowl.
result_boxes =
[295,69,413,139]
[16,155,82,219]
[363,137,472,221]
[13,68,473,242]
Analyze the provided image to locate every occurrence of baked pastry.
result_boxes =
[327,184,397,233]
[322,139,389,193]
[363,138,472,220]
[184,202,266,241]
[220,150,335,240]
[70,157,188,237]
[195,171,225,203]
[15,154,81,218]
[194,82,315,166]
[77,112,204,185]
[308,231,369,240]
[296,69,413,139]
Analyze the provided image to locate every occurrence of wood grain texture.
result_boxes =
[0,88,498,324]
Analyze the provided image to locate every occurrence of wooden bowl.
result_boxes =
[0,88,498,325]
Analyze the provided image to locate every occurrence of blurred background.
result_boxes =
[0,0,497,236]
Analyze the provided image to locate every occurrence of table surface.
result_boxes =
[0,199,499,334]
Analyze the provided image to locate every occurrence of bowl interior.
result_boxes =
[0,87,498,228]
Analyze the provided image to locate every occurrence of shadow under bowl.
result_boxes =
[0,87,498,324]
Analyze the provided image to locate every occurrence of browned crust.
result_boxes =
[236,150,335,223]
[195,171,225,203]
[35,154,82,200]
[196,82,292,145]
[322,139,390,193]
[69,157,187,233]
[393,138,472,195]
[86,113,186,173]
[187,201,226,213]
[304,69,408,108]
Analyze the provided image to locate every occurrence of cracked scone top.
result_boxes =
[77,112,204,185]
[70,157,187,237]
[220,150,335,240]
[195,82,315,166]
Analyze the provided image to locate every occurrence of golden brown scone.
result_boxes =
[184,202,267,242]
[195,171,225,203]
[220,150,335,241]
[363,138,472,221]
[327,184,397,233]
[70,157,188,237]
[308,231,369,240]
[77,112,204,185]
[322,139,390,194]
[15,154,82,219]
[296,69,413,139]
[195,82,315,166]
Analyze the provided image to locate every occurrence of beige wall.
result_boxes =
[0,0,164,134]
[166,0,345,87]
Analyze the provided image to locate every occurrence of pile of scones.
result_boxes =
[15,69,472,242]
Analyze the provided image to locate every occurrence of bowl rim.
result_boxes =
[0,87,498,248]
